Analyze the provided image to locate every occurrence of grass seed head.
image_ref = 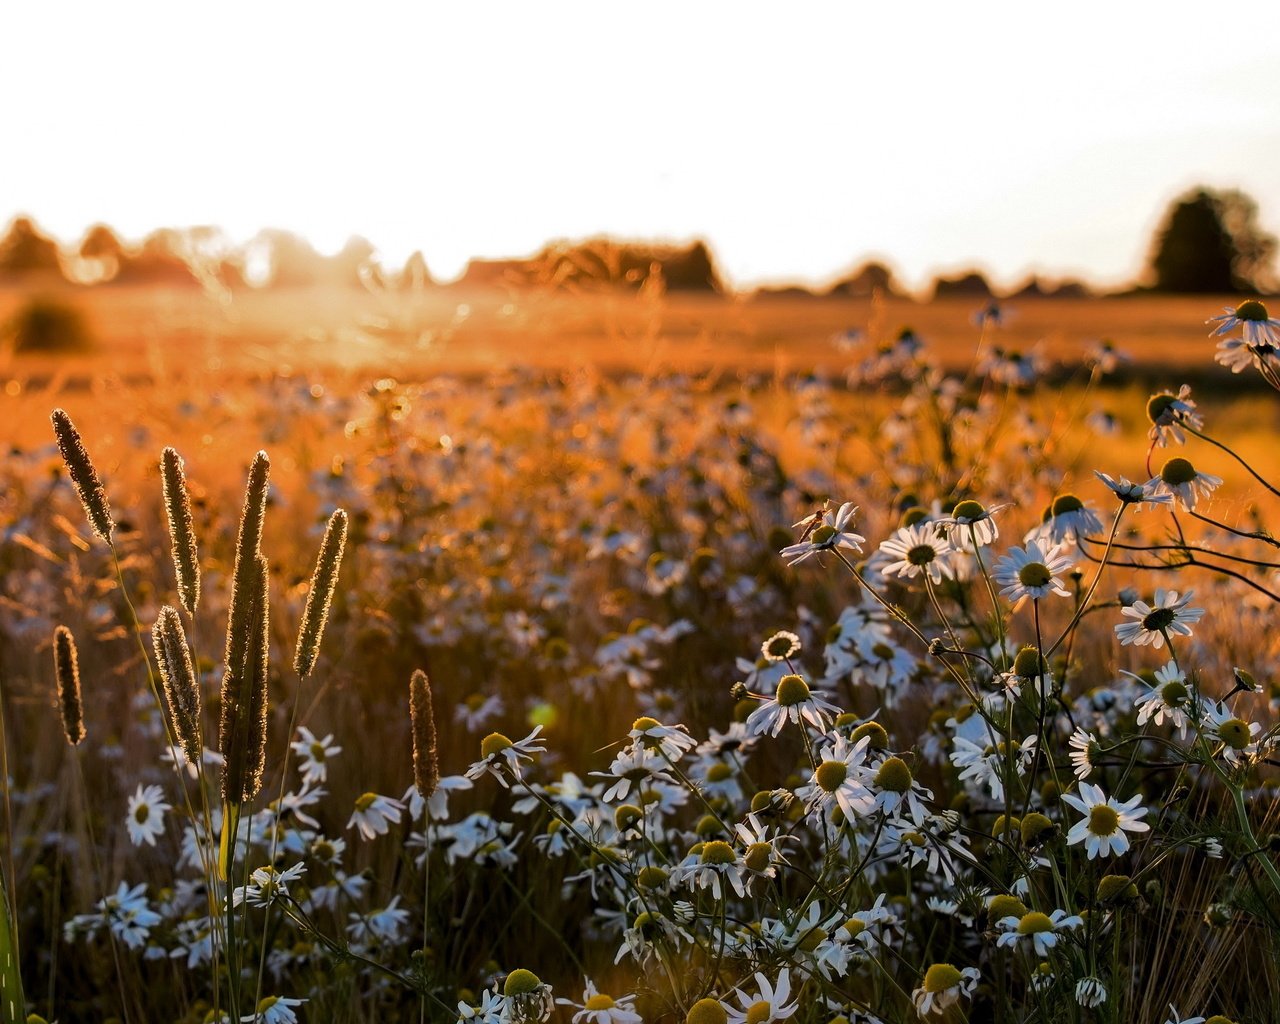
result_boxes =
[50,408,114,544]
[53,625,85,746]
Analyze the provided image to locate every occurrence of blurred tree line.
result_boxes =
[0,185,1275,296]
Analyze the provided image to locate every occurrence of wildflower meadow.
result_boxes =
[3,298,1280,1024]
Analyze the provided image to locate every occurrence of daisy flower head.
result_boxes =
[878,523,955,585]
[995,908,1083,957]
[681,839,747,900]
[346,791,405,840]
[628,717,697,761]
[1095,471,1173,509]
[745,674,842,737]
[935,499,1010,547]
[802,734,875,822]
[503,968,555,1024]
[1062,782,1149,859]
[556,980,642,1024]
[126,783,171,847]
[1030,493,1103,546]
[726,968,798,1024]
[1075,976,1108,1009]
[465,727,545,787]
[289,727,342,786]
[781,501,865,567]
[1208,299,1280,346]
[1114,589,1204,648]
[1161,1008,1206,1024]
[993,540,1073,608]
[1147,457,1222,511]
[1213,331,1280,376]
[1204,702,1264,765]
[761,630,801,664]
[1146,386,1203,447]
[1130,661,1196,734]
[870,754,933,824]
[911,963,980,1018]
[241,996,306,1024]
[1068,728,1102,780]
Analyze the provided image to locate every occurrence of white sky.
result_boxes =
[3,1,1279,290]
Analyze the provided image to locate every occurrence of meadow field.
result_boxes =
[1,283,1278,1024]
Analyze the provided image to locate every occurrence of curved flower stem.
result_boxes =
[1186,425,1280,498]
[1046,507,1125,659]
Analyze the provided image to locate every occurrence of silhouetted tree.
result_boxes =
[0,216,63,279]
[1147,187,1277,293]
[115,229,201,287]
[827,260,900,298]
[662,240,723,292]
[932,270,992,299]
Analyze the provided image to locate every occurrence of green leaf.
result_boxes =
[0,869,25,1024]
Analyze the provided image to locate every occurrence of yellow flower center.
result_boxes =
[503,969,542,996]
[1236,299,1268,322]
[775,675,810,707]
[1016,911,1054,934]
[1160,680,1188,705]
[745,1001,772,1024]
[585,994,617,1011]
[874,756,912,793]
[353,792,378,812]
[1218,718,1251,749]
[1017,563,1051,588]
[1088,804,1120,836]
[810,524,837,545]
[952,499,986,521]
[1051,493,1084,515]
[815,760,848,793]
[1160,457,1197,486]
[480,733,513,758]
[923,963,963,993]
[699,840,735,865]
[744,842,773,873]
[686,997,728,1024]
[134,804,150,824]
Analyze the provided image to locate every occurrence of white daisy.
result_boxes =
[346,791,405,840]
[1114,589,1204,648]
[1146,457,1223,511]
[1130,661,1197,734]
[726,968,798,1024]
[935,499,1011,547]
[465,727,546,788]
[1075,976,1108,1009]
[1067,728,1100,780]
[555,980,643,1024]
[911,963,980,1018]
[241,996,306,1024]
[289,727,342,786]
[1061,782,1149,859]
[878,523,955,584]
[1094,471,1174,509]
[1146,386,1203,447]
[126,784,171,847]
[745,674,842,737]
[1028,493,1103,546]
[1208,299,1280,346]
[992,540,1073,607]
[995,908,1083,956]
[801,734,875,822]
[780,501,866,566]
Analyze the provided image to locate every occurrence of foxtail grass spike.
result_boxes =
[53,625,84,746]
[223,451,270,682]
[409,669,439,799]
[160,447,201,617]
[50,408,114,545]
[220,554,270,807]
[293,508,348,678]
[152,606,202,765]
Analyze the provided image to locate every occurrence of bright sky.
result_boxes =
[3,2,1279,290]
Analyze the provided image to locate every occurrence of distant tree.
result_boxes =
[0,216,63,279]
[932,270,992,300]
[827,260,900,298]
[1147,187,1277,294]
[115,229,201,287]
[661,240,723,292]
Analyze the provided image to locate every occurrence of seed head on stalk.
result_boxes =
[53,625,85,746]
[50,409,114,545]
[293,508,348,678]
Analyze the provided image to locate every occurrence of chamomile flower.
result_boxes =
[878,523,955,584]
[1208,299,1280,346]
[680,839,747,900]
[726,968,798,1024]
[1095,471,1174,508]
[241,996,306,1024]
[992,540,1073,607]
[233,862,306,908]
[465,727,546,787]
[1161,1008,1206,1024]
[346,791,405,840]
[935,499,1010,547]
[761,630,801,663]
[1146,457,1223,511]
[1146,386,1203,446]
[1114,589,1204,648]
[869,755,933,824]
[911,963,980,1018]
[1203,702,1264,765]
[1068,728,1101,780]
[126,784,170,847]
[1131,661,1196,734]
[457,987,507,1024]
[995,909,1083,956]
[1075,977,1108,1009]
[745,674,842,737]
[627,717,697,761]
[1062,782,1149,859]
[1030,493,1103,545]
[801,735,875,821]
[556,980,642,1024]
[780,502,866,566]
[288,727,341,786]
